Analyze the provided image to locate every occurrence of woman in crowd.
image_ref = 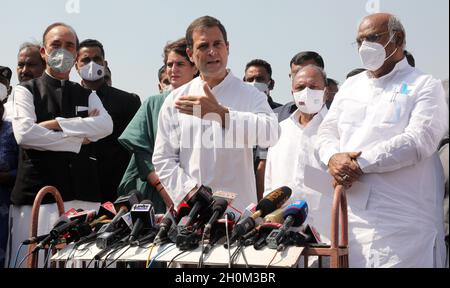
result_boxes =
[117,38,199,213]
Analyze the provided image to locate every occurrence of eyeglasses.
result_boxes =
[352,30,390,48]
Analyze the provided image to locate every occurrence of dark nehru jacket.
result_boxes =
[94,83,141,202]
[11,73,102,205]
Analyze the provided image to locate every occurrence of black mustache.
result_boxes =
[20,73,34,80]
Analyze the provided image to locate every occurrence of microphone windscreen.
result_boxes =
[212,198,229,214]
[256,187,292,216]
[176,201,191,223]
[113,191,140,212]
[283,200,308,227]
[264,208,284,224]
[98,202,117,219]
[74,222,94,239]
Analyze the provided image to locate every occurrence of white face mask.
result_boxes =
[46,48,75,74]
[0,83,8,102]
[79,61,105,81]
[248,81,270,95]
[359,34,398,71]
[293,87,325,114]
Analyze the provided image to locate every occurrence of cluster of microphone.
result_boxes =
[22,186,322,265]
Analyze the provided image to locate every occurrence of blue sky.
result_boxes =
[1,0,448,104]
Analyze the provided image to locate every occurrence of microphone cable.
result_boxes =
[168,250,187,268]
[229,240,249,268]
[198,232,206,268]
[266,250,279,268]
[225,214,232,268]
[240,241,249,268]
[145,243,156,268]
[86,253,98,268]
[65,238,97,268]
[230,245,241,267]
[105,245,132,268]
[17,251,34,268]
[147,243,177,268]
[101,235,129,268]
[13,243,25,268]
[43,243,55,268]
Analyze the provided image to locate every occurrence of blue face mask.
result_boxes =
[46,48,75,74]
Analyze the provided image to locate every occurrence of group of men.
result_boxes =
[0,12,448,268]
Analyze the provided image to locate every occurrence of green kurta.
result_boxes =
[117,92,169,213]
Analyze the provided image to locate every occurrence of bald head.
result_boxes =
[360,13,391,30]
[358,13,406,48]
[356,13,406,77]
[292,64,327,92]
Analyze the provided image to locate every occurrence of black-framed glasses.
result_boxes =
[352,31,390,48]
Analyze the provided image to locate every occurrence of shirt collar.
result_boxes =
[369,57,410,86]
[203,69,233,92]
[43,71,67,88]
[289,106,328,129]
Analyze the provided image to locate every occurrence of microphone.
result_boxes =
[228,187,292,245]
[64,210,98,244]
[69,204,117,246]
[97,201,117,219]
[203,214,236,254]
[96,212,133,250]
[266,200,308,249]
[203,198,229,238]
[129,200,156,243]
[254,187,292,219]
[176,186,213,250]
[177,186,213,233]
[175,201,191,224]
[33,216,81,252]
[68,209,97,223]
[22,234,50,245]
[264,208,285,224]
[154,210,177,245]
[66,222,94,244]
[253,223,283,250]
[104,191,140,233]
[36,210,97,247]
[240,209,283,246]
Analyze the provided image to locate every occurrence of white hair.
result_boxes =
[388,15,406,48]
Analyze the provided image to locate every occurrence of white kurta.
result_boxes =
[11,78,113,153]
[6,75,113,268]
[264,107,333,241]
[153,71,279,212]
[317,58,449,267]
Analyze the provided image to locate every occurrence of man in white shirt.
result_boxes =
[6,23,113,267]
[153,16,279,213]
[265,65,331,237]
[317,13,449,267]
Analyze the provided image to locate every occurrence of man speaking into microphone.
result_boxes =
[153,16,279,212]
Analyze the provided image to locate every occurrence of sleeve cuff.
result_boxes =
[320,148,339,167]
[64,137,84,153]
[356,156,371,173]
